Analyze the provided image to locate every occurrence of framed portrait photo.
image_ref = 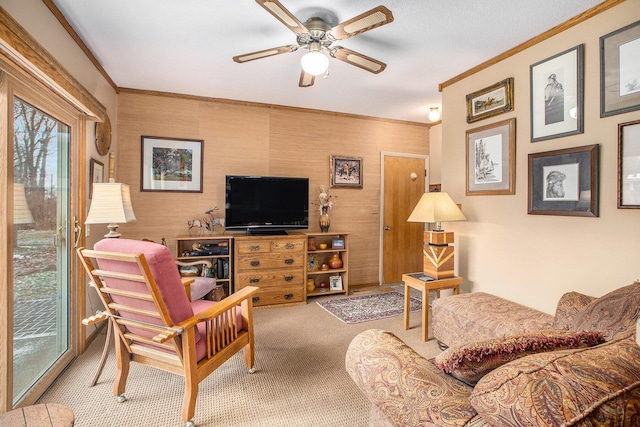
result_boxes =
[528,144,599,217]
[330,155,362,188]
[600,20,640,117]
[466,78,514,123]
[89,158,104,199]
[141,136,203,193]
[617,120,640,208]
[466,118,516,196]
[329,275,343,291]
[530,44,584,142]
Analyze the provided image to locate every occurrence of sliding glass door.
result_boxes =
[12,97,72,405]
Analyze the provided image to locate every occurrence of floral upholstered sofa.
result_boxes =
[346,282,640,426]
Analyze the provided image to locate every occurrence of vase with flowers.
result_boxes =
[316,185,336,232]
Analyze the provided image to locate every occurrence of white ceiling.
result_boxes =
[51,0,605,124]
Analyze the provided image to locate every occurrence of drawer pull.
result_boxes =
[252,296,260,303]
[284,275,293,282]
[250,245,260,251]
[285,243,294,249]
[284,293,293,300]
[284,259,294,265]
[250,278,260,283]
[250,261,260,267]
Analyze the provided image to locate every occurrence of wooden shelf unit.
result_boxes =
[175,235,234,296]
[305,232,349,298]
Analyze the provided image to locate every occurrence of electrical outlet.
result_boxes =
[372,205,380,214]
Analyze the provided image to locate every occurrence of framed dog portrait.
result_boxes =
[528,144,599,217]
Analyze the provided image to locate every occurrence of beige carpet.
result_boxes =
[39,290,441,426]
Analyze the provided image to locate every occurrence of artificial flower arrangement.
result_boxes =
[317,185,336,213]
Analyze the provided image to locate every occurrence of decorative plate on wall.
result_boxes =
[95,114,111,155]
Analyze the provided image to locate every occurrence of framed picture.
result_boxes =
[528,144,599,217]
[331,238,345,249]
[466,118,516,196]
[530,44,584,142]
[330,155,362,188]
[329,275,343,291]
[466,77,514,123]
[600,20,640,117]
[618,120,640,208]
[141,136,203,192]
[89,158,104,199]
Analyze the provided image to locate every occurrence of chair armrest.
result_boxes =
[181,277,194,300]
[176,286,259,330]
[175,260,213,268]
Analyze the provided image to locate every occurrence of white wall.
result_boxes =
[440,0,640,314]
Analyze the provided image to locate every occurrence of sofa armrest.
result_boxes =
[553,291,596,330]
[346,329,477,427]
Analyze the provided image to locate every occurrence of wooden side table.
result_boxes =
[403,273,462,341]
[0,403,74,426]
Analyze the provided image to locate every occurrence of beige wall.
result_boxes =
[441,0,640,314]
[115,91,429,286]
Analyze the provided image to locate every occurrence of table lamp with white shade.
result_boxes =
[85,182,136,238]
[407,192,466,279]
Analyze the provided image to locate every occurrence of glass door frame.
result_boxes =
[0,63,83,409]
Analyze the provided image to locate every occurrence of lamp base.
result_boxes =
[104,224,121,238]
[423,244,455,279]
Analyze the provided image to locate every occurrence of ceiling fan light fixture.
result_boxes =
[428,107,441,122]
[301,51,329,76]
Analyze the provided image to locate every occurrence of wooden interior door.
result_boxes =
[382,155,427,284]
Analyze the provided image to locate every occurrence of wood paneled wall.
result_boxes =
[115,91,429,286]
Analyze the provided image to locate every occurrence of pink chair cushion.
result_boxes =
[94,239,200,344]
[191,299,246,361]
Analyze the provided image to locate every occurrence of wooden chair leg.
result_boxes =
[181,328,199,424]
[113,333,130,398]
[90,319,113,387]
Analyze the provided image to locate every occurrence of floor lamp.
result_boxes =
[407,192,466,279]
[85,182,137,238]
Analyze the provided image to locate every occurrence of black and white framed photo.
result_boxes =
[466,118,516,195]
[329,275,343,291]
[330,155,362,188]
[141,136,203,193]
[618,120,640,208]
[530,44,584,142]
[466,78,514,123]
[528,144,599,217]
[600,20,640,117]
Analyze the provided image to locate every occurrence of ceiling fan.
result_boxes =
[233,0,394,87]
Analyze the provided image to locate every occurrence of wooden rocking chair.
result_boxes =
[77,239,258,427]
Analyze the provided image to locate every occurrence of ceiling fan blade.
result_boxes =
[330,47,387,74]
[299,69,315,87]
[329,6,394,41]
[233,45,298,63]
[255,0,309,35]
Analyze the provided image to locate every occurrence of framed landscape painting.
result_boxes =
[530,44,584,142]
[141,136,204,192]
[528,144,599,217]
[600,20,640,117]
[466,118,516,196]
[466,78,514,123]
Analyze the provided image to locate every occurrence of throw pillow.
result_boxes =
[571,281,640,340]
[552,291,596,330]
[470,331,640,427]
[434,330,605,386]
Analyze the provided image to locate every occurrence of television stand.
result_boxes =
[247,229,288,236]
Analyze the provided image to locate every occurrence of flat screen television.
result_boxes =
[225,175,309,235]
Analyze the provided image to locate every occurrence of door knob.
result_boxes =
[384,226,391,231]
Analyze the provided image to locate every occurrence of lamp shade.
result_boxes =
[301,51,329,76]
[407,192,466,226]
[13,183,35,224]
[86,183,136,225]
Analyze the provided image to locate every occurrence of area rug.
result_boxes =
[317,291,422,324]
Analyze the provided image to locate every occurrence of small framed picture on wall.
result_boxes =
[89,158,104,199]
[330,155,362,188]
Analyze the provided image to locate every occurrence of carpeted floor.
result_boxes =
[39,289,441,427]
